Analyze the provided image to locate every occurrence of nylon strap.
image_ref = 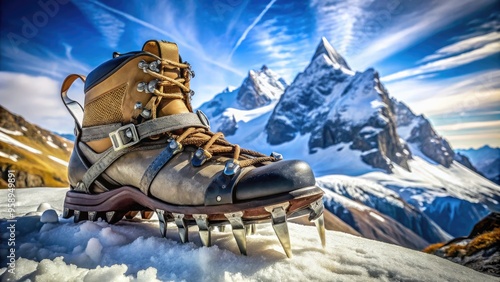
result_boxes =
[76,141,167,193]
[139,141,182,195]
[81,112,208,142]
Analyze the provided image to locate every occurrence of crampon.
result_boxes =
[60,39,325,258]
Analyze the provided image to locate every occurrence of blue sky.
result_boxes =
[0,0,498,149]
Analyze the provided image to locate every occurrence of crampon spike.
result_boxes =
[308,199,326,248]
[173,213,188,243]
[63,208,73,219]
[73,210,84,223]
[194,214,211,247]
[88,211,97,221]
[314,213,326,248]
[225,212,247,255]
[156,209,168,237]
[265,203,292,258]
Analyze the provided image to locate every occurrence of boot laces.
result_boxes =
[143,59,276,167]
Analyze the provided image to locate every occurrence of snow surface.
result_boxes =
[0,127,23,136]
[0,188,493,282]
[0,151,18,162]
[48,155,69,166]
[0,131,42,154]
[46,136,60,149]
[362,152,500,209]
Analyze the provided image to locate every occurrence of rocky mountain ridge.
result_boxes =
[0,105,72,187]
[265,38,411,172]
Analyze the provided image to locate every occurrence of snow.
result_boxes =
[40,210,59,223]
[0,131,42,154]
[369,212,386,222]
[46,136,60,149]
[316,37,355,76]
[48,155,69,166]
[0,127,23,136]
[21,126,28,131]
[223,102,277,124]
[235,133,376,176]
[198,66,286,137]
[362,153,500,207]
[0,151,18,162]
[1,188,493,281]
[317,175,404,209]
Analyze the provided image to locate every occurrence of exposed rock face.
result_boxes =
[217,114,238,136]
[424,213,500,277]
[266,38,410,172]
[393,99,455,167]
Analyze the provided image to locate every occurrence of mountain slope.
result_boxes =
[456,146,500,184]
[1,188,495,281]
[199,37,500,244]
[318,175,451,245]
[198,65,286,137]
[0,105,73,188]
[393,99,455,168]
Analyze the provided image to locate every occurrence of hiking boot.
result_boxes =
[60,40,325,257]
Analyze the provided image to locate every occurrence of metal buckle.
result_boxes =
[109,124,140,151]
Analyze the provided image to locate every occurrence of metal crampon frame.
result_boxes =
[64,198,326,258]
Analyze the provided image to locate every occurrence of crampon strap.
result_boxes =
[61,74,86,134]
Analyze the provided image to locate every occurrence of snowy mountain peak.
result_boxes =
[236,65,287,110]
[197,65,286,136]
[266,40,410,172]
[312,37,352,73]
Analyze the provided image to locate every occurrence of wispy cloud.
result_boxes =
[311,0,375,57]
[349,0,497,70]
[0,42,91,79]
[383,41,500,82]
[72,1,125,48]
[89,0,244,77]
[227,0,277,61]
[435,120,500,131]
[445,132,500,148]
[385,69,500,116]
[419,32,500,63]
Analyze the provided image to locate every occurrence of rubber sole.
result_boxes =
[63,185,323,224]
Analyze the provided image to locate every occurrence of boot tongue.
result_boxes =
[142,40,190,116]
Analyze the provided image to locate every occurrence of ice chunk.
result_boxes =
[85,238,103,262]
[40,209,59,223]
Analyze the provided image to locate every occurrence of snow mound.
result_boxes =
[40,209,59,223]
[0,188,494,281]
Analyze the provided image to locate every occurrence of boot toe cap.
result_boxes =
[235,160,316,201]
